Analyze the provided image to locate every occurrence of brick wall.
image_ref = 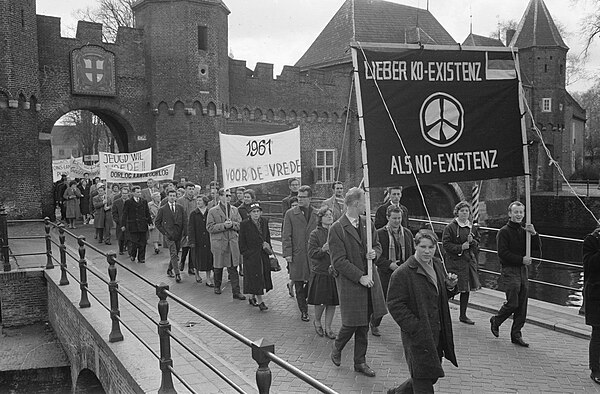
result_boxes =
[0,270,48,327]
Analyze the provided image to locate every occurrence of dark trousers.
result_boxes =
[166,239,181,276]
[214,266,241,295]
[371,269,391,327]
[334,325,369,365]
[60,202,67,221]
[591,326,600,372]
[179,247,190,269]
[393,377,438,393]
[294,281,309,314]
[494,265,528,339]
[95,228,111,243]
[128,231,147,262]
[118,238,127,254]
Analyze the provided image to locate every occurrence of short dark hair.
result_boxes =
[288,178,300,186]
[167,188,177,196]
[453,201,471,217]
[298,185,312,197]
[236,186,246,193]
[386,205,402,217]
[331,181,343,190]
[69,180,77,186]
[386,186,403,193]
[414,229,438,246]
[131,186,141,192]
[185,182,195,189]
[198,194,210,205]
[316,206,332,226]
[289,196,298,205]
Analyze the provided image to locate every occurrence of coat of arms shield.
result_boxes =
[71,45,116,96]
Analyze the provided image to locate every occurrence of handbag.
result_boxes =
[269,254,281,271]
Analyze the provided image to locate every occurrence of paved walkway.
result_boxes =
[5,222,600,393]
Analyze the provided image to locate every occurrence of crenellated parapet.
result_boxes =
[229,58,354,127]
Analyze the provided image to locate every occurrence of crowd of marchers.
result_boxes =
[51,173,556,393]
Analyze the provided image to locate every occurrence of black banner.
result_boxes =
[356,47,525,187]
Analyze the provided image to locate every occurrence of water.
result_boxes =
[477,228,583,308]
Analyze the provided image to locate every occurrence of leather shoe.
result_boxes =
[313,321,324,337]
[301,312,310,322]
[175,274,181,283]
[370,324,381,337]
[167,270,174,278]
[214,287,222,295]
[130,256,136,262]
[233,293,246,300]
[511,337,529,347]
[331,344,341,367]
[354,363,376,377]
[460,316,475,325]
[258,302,268,311]
[590,372,600,384]
[490,317,499,338]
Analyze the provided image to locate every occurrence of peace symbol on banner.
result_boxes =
[419,92,464,148]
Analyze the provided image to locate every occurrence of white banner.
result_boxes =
[105,164,175,183]
[99,148,152,179]
[220,127,301,189]
[52,158,73,182]
[69,161,100,179]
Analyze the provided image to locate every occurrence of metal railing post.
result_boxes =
[58,225,69,285]
[252,339,274,394]
[44,217,54,269]
[1,203,10,272]
[107,252,124,342]
[157,284,176,394]
[78,236,91,308]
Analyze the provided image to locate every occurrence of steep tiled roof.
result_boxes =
[295,0,456,69]
[461,33,505,47]
[509,0,568,49]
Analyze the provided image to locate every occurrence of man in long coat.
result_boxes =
[112,186,130,255]
[121,186,153,263]
[282,185,318,322]
[177,183,197,275]
[206,188,246,300]
[386,229,459,393]
[328,187,387,378]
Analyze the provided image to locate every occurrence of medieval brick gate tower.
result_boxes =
[0,0,230,218]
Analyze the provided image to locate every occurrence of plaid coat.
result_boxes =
[328,214,387,326]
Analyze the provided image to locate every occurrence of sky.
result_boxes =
[35,0,599,93]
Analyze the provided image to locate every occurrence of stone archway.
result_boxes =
[402,183,463,220]
[41,97,137,153]
[74,368,106,394]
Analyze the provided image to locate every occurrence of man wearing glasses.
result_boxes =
[282,185,318,321]
[207,188,246,300]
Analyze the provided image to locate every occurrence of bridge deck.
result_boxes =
[6,223,599,393]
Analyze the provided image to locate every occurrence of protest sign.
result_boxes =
[219,127,301,189]
[99,148,152,179]
[69,161,100,179]
[52,158,73,182]
[105,164,175,183]
[355,46,524,186]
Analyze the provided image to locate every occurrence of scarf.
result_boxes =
[386,225,405,264]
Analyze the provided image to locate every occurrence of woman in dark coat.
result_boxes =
[307,206,339,339]
[239,202,273,311]
[442,200,481,325]
[387,229,459,393]
[78,178,91,224]
[188,195,214,286]
[583,227,600,384]
[237,188,255,222]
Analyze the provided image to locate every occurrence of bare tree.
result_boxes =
[73,0,135,42]
[62,111,114,155]
[489,19,518,44]
[573,85,600,164]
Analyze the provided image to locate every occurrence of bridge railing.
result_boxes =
[0,212,339,394]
